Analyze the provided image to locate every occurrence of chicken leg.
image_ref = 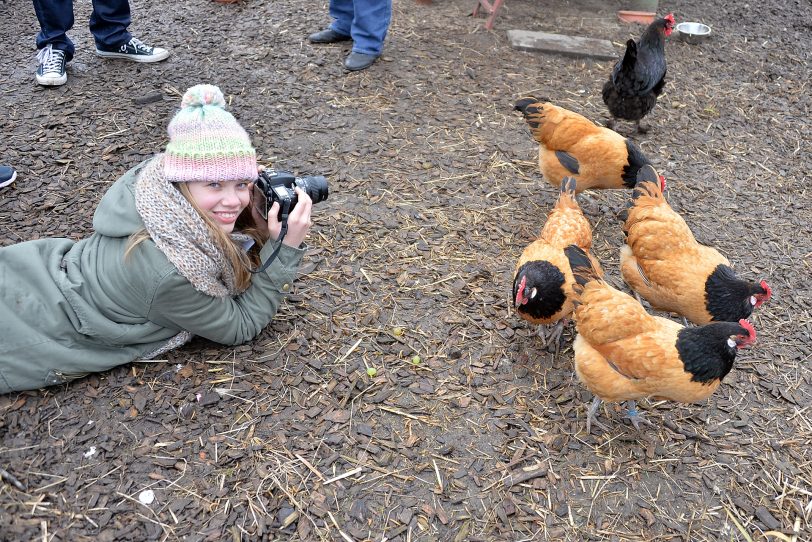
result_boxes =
[625,400,654,430]
[585,396,608,434]
[538,318,569,353]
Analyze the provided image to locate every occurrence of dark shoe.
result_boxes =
[35,45,67,86]
[96,37,170,63]
[308,28,351,44]
[344,52,378,71]
[0,165,17,188]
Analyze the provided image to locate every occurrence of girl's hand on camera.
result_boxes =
[267,188,312,247]
[249,188,271,240]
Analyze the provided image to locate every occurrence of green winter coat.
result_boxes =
[0,160,304,393]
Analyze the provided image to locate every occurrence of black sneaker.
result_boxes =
[95,37,170,63]
[35,45,67,86]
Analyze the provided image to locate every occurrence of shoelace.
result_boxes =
[37,45,65,74]
[122,37,152,53]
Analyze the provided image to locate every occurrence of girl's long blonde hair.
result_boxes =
[125,182,264,292]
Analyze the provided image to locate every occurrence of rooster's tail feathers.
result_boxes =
[621,39,638,68]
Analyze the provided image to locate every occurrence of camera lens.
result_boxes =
[296,176,329,204]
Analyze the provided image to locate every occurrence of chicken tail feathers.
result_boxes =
[636,164,661,186]
[514,96,547,114]
[514,97,547,144]
[560,176,577,196]
[621,39,638,68]
[514,97,535,113]
[565,245,601,295]
[554,176,579,211]
[631,165,666,203]
[611,39,638,86]
[623,168,666,234]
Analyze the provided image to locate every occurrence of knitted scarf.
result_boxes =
[134,154,252,358]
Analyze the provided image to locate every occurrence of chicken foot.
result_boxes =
[537,319,569,354]
[586,398,653,433]
[625,400,655,430]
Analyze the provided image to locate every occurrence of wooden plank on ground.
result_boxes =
[508,30,618,61]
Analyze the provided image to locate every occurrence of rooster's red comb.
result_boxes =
[738,320,757,344]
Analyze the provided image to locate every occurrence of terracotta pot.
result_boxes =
[617,10,656,24]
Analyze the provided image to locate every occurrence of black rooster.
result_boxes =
[602,14,675,133]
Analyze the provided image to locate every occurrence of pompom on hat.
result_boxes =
[163,84,258,183]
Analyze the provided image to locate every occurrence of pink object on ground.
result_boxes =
[472,0,505,30]
[617,10,656,24]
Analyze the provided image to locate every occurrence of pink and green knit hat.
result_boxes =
[163,84,258,183]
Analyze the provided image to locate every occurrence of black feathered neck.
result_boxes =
[676,322,744,383]
[640,19,670,49]
[705,264,761,322]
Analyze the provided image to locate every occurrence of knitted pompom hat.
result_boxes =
[163,84,258,183]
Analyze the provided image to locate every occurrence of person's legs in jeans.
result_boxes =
[349,0,391,56]
[32,0,76,60]
[328,0,353,37]
[89,0,131,50]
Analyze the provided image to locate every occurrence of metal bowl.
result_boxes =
[676,22,711,44]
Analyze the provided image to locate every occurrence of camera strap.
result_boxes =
[250,201,291,275]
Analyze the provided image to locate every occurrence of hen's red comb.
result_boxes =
[659,175,667,193]
[515,275,527,306]
[759,280,772,302]
[664,13,675,24]
[738,319,757,344]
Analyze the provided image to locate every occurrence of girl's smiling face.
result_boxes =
[186,179,251,233]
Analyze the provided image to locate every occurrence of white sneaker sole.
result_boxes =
[95,48,170,63]
[0,172,17,188]
[36,73,67,86]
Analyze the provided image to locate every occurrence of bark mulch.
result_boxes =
[1,0,810,540]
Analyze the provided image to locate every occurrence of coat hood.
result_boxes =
[92,159,152,238]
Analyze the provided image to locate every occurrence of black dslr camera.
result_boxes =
[253,169,329,221]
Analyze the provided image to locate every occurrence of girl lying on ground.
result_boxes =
[0,84,312,393]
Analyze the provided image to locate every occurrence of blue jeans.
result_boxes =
[328,0,391,56]
[32,0,132,62]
